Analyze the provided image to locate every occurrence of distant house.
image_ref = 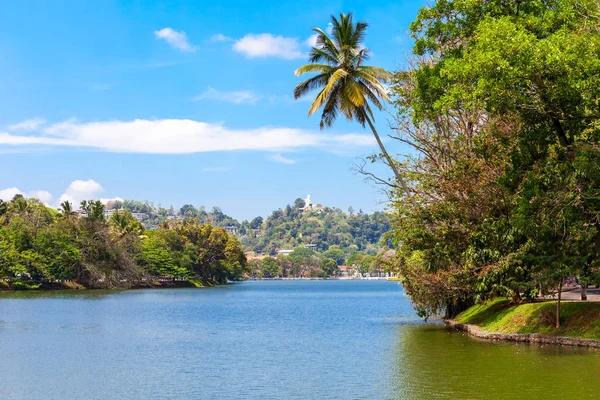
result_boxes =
[103,209,117,219]
[277,249,294,256]
[304,244,318,251]
[131,213,148,221]
[223,225,239,235]
[338,265,348,277]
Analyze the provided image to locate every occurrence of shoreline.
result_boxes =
[0,279,216,292]
[445,319,600,349]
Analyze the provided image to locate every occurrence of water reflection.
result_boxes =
[392,324,600,399]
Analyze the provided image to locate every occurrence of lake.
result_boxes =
[0,280,599,399]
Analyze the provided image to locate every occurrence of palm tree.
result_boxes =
[60,200,75,216]
[294,12,410,196]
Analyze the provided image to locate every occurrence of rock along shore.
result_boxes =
[445,319,600,348]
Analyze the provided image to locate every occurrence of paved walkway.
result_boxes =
[557,286,600,302]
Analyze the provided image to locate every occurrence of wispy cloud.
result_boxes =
[268,153,297,164]
[9,117,46,131]
[194,88,261,105]
[154,28,196,52]
[209,33,234,43]
[0,118,375,154]
[233,33,304,60]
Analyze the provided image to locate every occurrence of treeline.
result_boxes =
[0,196,248,289]
[247,247,392,279]
[387,0,600,323]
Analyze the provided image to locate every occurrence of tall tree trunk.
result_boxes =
[365,115,415,205]
[556,281,562,329]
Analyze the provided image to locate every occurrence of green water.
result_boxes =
[393,325,600,399]
[0,281,598,399]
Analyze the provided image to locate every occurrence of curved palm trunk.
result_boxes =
[365,115,414,204]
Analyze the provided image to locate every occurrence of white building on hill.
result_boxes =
[299,194,324,213]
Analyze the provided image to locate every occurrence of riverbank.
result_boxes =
[0,279,216,291]
[446,298,600,346]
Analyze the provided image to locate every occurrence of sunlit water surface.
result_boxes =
[0,280,599,399]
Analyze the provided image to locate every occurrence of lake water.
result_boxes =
[0,280,599,399]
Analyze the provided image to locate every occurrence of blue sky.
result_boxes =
[0,0,424,220]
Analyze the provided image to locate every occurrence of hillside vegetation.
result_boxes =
[111,197,391,256]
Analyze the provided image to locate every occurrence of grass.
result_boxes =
[455,298,600,340]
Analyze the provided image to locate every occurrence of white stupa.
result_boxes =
[300,194,324,213]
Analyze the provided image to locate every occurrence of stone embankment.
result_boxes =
[445,319,600,348]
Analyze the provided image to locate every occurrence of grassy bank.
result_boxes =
[456,298,600,340]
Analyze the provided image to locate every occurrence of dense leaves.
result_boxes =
[389,0,600,322]
[0,198,248,288]
[239,199,390,255]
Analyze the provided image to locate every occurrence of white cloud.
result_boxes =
[210,33,233,42]
[58,179,104,208]
[0,187,22,201]
[0,118,375,154]
[0,181,121,209]
[326,23,333,35]
[306,34,318,48]
[269,153,297,164]
[194,88,260,105]
[0,187,52,205]
[154,28,196,52]
[233,33,304,60]
[28,190,53,205]
[9,118,46,131]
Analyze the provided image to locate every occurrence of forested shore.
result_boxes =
[0,196,248,290]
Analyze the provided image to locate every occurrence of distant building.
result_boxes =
[103,209,117,219]
[299,194,324,213]
[277,249,294,256]
[304,244,318,251]
[223,225,239,235]
[131,213,148,221]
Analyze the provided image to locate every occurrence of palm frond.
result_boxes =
[343,78,366,108]
[294,73,330,99]
[308,68,348,115]
[358,65,392,81]
[294,64,334,76]
[320,86,342,128]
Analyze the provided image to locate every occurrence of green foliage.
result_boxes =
[240,202,390,255]
[320,258,338,278]
[0,197,247,289]
[323,248,345,265]
[389,0,600,320]
[260,257,280,278]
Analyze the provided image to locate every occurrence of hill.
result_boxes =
[111,196,391,256]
